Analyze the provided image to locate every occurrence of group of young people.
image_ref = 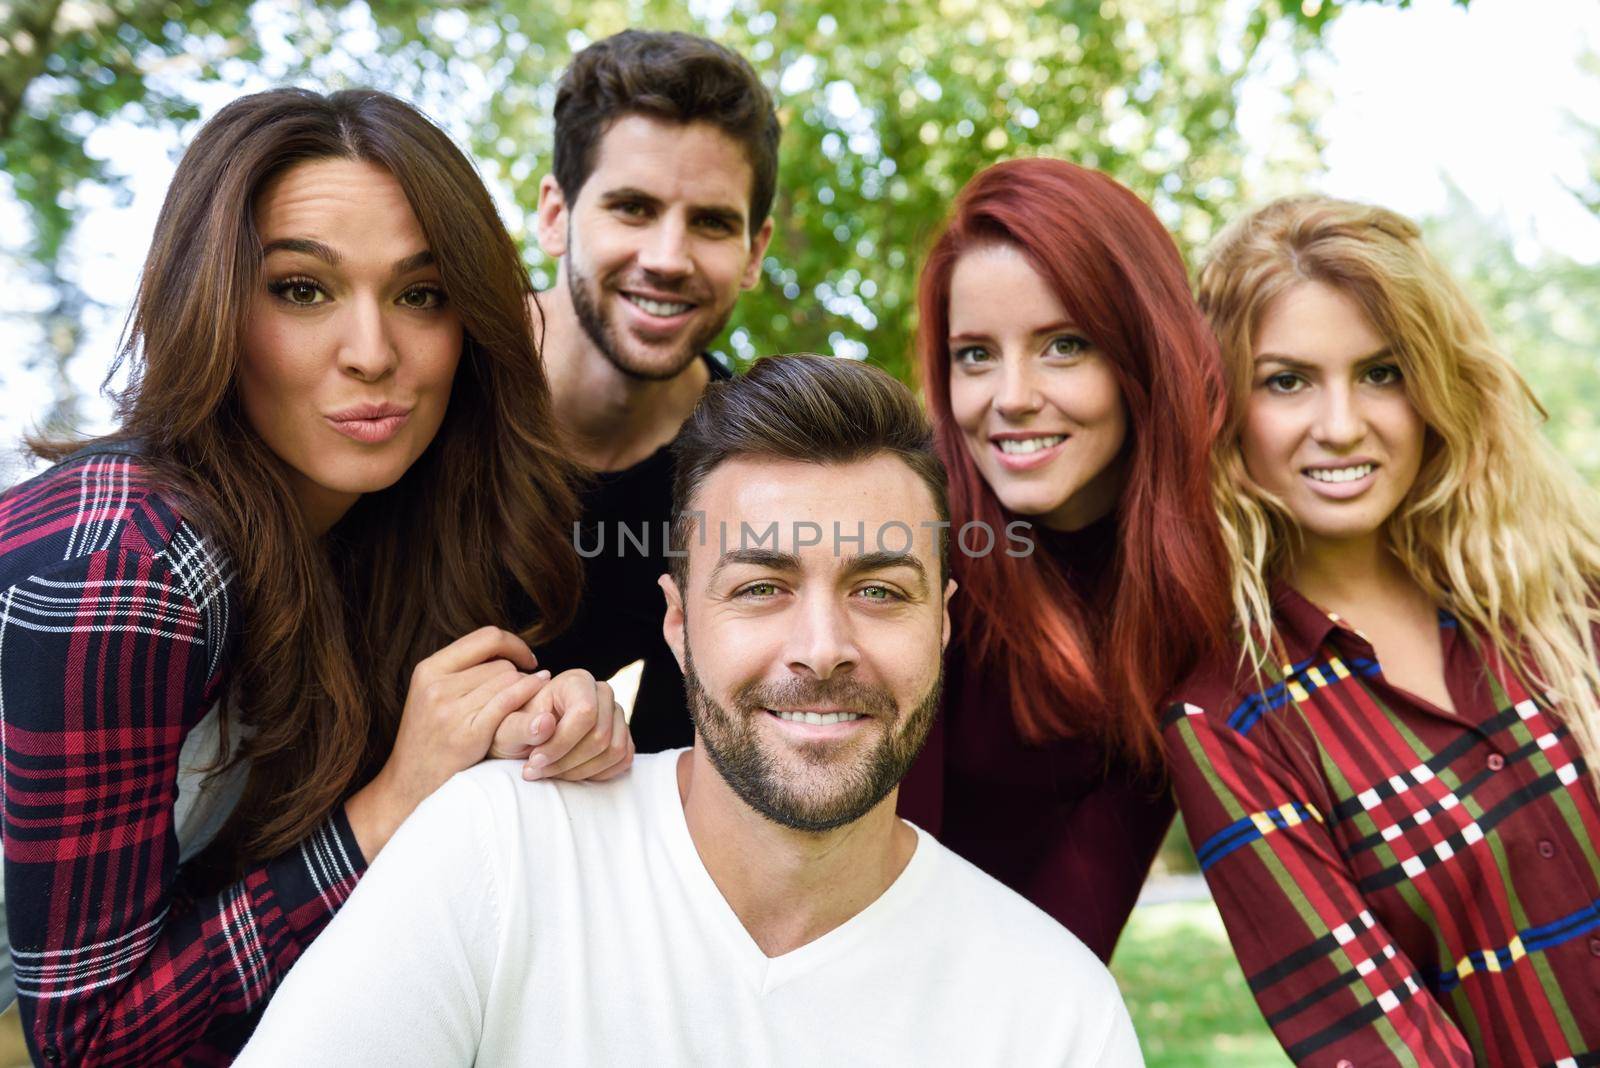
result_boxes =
[0,24,1595,1068]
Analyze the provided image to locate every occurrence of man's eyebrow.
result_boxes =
[842,550,929,592]
[599,186,663,207]
[709,548,802,585]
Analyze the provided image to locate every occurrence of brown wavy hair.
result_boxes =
[33,88,581,866]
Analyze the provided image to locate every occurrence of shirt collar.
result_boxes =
[1269,578,1345,657]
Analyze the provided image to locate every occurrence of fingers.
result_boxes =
[469,669,551,752]
[522,672,616,779]
[417,626,537,680]
[546,705,634,783]
[485,681,557,760]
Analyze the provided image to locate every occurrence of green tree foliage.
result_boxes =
[2,0,1450,400]
[1425,175,1600,483]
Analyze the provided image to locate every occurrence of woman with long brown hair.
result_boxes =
[901,157,1232,959]
[0,88,631,1064]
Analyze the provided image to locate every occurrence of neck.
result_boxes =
[288,470,356,537]
[1289,530,1414,613]
[534,277,711,473]
[676,746,917,958]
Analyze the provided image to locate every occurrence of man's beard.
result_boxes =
[566,250,734,382]
[682,645,942,834]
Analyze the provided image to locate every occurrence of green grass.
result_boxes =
[1111,900,1290,1068]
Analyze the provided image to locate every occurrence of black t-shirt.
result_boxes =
[532,353,732,752]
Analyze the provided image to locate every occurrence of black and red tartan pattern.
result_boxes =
[0,449,365,1065]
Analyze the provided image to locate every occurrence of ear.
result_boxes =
[659,573,687,673]
[940,579,958,654]
[536,175,570,259]
[740,216,774,290]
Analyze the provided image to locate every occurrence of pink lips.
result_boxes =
[989,433,1070,472]
[1301,461,1379,500]
[325,402,412,444]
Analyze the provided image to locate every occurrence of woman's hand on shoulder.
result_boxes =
[488,668,635,783]
[349,626,552,859]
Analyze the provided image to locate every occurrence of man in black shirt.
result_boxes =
[526,30,779,751]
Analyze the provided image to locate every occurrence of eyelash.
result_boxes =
[612,202,735,236]
[1262,364,1405,394]
[266,277,448,310]
[951,334,1091,367]
[730,582,906,602]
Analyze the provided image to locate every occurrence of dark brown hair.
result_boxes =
[918,158,1230,767]
[669,353,948,588]
[553,29,781,228]
[35,87,581,866]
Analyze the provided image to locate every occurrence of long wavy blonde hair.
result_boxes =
[1198,194,1600,783]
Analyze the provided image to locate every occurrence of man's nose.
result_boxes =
[784,590,860,681]
[636,216,693,279]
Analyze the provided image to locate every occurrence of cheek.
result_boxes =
[238,314,320,445]
[946,374,989,435]
[1238,402,1292,487]
[406,318,465,395]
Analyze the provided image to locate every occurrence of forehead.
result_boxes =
[947,244,1068,332]
[1255,280,1387,363]
[584,114,754,214]
[254,158,425,258]
[687,454,942,571]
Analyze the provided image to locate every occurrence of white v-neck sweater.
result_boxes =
[239,751,1143,1066]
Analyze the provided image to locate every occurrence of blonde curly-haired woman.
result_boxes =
[1164,195,1600,1067]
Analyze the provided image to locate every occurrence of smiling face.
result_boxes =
[945,244,1128,532]
[536,115,774,381]
[240,157,463,533]
[1241,279,1427,558]
[660,453,954,832]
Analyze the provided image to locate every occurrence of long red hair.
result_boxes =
[918,157,1229,768]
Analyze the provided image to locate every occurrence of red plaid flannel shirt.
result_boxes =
[0,445,365,1065]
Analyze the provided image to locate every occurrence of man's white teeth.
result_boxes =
[996,435,1066,455]
[773,710,863,725]
[625,294,692,317]
[1307,463,1374,483]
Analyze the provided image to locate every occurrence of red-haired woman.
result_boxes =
[901,157,1232,959]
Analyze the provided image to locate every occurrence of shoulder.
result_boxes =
[917,831,1118,989]
[429,752,667,841]
[911,835,1136,1056]
[0,448,232,596]
[1158,644,1262,739]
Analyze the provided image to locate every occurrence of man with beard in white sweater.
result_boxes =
[239,355,1143,1067]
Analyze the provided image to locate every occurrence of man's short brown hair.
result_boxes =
[552,30,781,229]
[669,354,950,589]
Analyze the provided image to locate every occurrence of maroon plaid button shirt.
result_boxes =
[0,445,365,1065]
[1164,581,1600,1067]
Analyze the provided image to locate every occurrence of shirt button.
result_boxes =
[41,1049,59,1064]
[1591,936,1600,957]
[1487,753,1506,771]
[1336,1061,1354,1068]
[1538,839,1557,858]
